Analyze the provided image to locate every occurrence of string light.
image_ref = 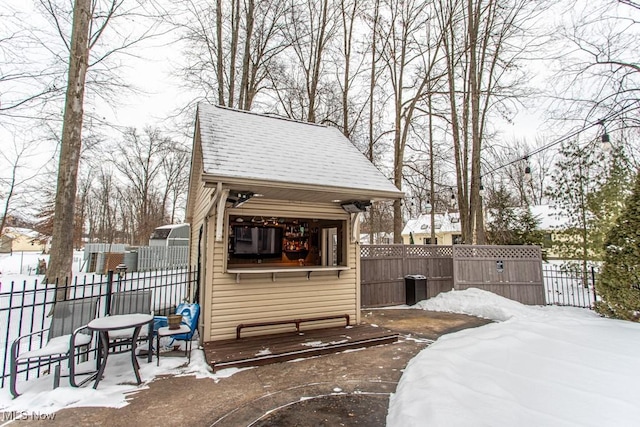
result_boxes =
[481,100,639,179]
[599,119,611,151]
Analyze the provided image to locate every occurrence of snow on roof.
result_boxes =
[196,104,402,196]
[530,204,568,229]
[402,212,461,236]
[154,224,189,230]
[403,205,568,236]
[2,227,40,239]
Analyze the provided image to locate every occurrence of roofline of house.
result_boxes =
[201,174,404,201]
[202,103,330,129]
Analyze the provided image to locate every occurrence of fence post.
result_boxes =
[591,266,597,308]
[105,270,114,316]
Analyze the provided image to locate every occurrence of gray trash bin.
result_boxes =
[405,274,427,305]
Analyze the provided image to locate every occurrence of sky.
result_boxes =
[1,249,638,427]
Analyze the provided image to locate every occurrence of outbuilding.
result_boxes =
[186,104,403,342]
[149,224,190,247]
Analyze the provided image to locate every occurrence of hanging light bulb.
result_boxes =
[479,182,485,197]
[450,191,456,207]
[425,200,432,213]
[524,158,532,183]
[599,119,612,151]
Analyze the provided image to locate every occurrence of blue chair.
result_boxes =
[154,303,199,365]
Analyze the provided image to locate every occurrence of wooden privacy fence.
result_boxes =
[360,245,454,307]
[452,245,545,305]
[360,244,544,307]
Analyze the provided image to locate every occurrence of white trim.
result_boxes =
[227,266,350,283]
[215,189,229,242]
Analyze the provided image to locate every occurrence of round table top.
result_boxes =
[88,313,154,331]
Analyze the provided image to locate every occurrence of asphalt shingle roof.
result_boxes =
[197,104,401,195]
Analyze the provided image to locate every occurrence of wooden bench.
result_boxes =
[236,314,350,339]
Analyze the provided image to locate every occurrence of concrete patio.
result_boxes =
[23,309,491,427]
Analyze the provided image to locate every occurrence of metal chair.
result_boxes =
[107,290,154,362]
[9,297,99,398]
[155,303,200,366]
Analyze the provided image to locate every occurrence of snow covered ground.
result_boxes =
[0,342,242,415]
[1,254,638,427]
[388,288,640,427]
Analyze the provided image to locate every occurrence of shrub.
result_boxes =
[596,169,640,320]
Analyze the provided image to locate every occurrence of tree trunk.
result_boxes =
[238,0,254,110]
[216,0,225,105]
[47,0,91,296]
[228,0,241,107]
[308,0,330,123]
[368,0,380,244]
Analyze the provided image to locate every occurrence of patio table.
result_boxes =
[88,313,154,389]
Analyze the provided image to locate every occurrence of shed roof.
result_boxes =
[195,104,403,202]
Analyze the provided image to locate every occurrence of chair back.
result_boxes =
[111,290,152,315]
[175,303,200,340]
[48,297,99,340]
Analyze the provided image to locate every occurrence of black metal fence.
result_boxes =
[542,263,598,309]
[0,266,198,389]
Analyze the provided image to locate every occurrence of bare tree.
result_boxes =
[47,0,92,287]
[159,145,190,223]
[43,0,169,285]
[275,0,337,122]
[110,127,171,245]
[0,137,47,237]
[377,0,445,242]
[436,0,543,244]
[0,4,64,117]
[175,0,289,110]
[552,1,640,142]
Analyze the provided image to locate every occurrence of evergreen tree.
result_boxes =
[597,168,640,320]
[587,148,631,259]
[485,185,545,247]
[546,140,629,266]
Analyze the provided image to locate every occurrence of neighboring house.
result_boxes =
[401,205,568,257]
[149,224,190,247]
[186,104,403,342]
[0,235,12,253]
[528,204,569,259]
[0,227,48,253]
[401,211,463,245]
[359,232,393,245]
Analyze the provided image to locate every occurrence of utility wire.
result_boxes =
[481,100,640,178]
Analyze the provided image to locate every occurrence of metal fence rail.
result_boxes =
[0,266,198,389]
[542,264,597,308]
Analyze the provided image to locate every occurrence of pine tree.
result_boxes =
[546,140,629,265]
[587,148,631,259]
[485,185,545,247]
[597,168,640,320]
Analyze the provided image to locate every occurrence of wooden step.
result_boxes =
[203,325,398,372]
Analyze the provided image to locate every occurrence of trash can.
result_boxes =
[405,274,427,305]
